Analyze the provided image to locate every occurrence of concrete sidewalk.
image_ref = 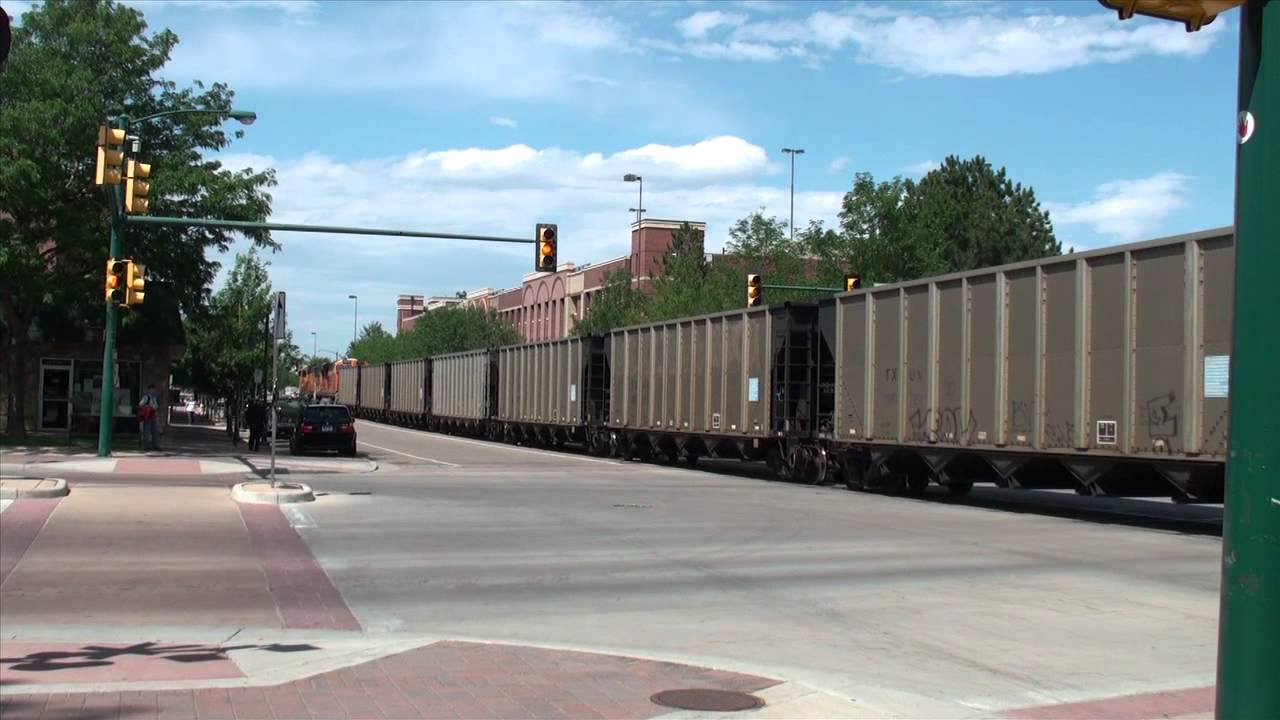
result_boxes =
[1,425,377,478]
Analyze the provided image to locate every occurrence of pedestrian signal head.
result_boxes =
[535,223,558,272]
[845,275,861,292]
[746,273,762,307]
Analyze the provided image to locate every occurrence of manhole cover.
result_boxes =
[650,688,764,712]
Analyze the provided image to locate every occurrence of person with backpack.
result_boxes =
[138,384,161,451]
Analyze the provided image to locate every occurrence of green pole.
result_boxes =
[96,116,128,457]
[1217,1,1279,717]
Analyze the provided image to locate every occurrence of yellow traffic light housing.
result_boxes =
[845,275,862,292]
[535,223,558,272]
[125,159,151,214]
[105,259,128,305]
[746,273,762,307]
[95,126,126,186]
[1097,0,1243,32]
[125,261,146,307]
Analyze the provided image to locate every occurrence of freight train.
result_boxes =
[337,227,1233,503]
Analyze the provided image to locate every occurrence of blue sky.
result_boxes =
[12,0,1242,353]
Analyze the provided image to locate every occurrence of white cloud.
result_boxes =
[208,137,839,339]
[901,159,939,176]
[678,10,747,39]
[1045,171,1190,243]
[163,2,624,99]
[488,116,518,129]
[658,4,1225,75]
[125,0,318,15]
[827,156,851,174]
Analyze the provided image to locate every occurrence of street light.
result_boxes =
[623,174,643,224]
[309,332,318,401]
[348,295,358,351]
[781,148,804,242]
[97,106,258,458]
[127,108,257,127]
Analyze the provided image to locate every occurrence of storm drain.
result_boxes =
[650,688,764,712]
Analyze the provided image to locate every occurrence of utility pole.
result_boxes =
[347,294,358,354]
[1217,2,1279,717]
[782,148,804,242]
[96,115,128,457]
[623,174,643,224]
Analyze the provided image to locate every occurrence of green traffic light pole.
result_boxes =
[1218,1,1279,717]
[96,108,257,457]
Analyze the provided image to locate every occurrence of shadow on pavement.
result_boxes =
[0,641,319,673]
[672,458,1223,537]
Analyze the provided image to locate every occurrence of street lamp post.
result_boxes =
[97,107,256,457]
[348,295,358,352]
[781,148,804,242]
[310,332,318,401]
[623,174,643,224]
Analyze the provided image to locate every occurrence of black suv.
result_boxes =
[289,404,357,456]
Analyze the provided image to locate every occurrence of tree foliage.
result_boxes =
[175,248,299,401]
[1,0,274,436]
[346,307,520,363]
[572,157,1058,336]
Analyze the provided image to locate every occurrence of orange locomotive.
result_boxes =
[299,358,358,400]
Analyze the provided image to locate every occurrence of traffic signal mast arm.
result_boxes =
[123,214,539,245]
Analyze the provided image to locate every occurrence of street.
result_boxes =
[324,422,1222,716]
[0,421,1223,718]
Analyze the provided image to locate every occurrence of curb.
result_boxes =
[231,480,315,504]
[0,477,70,499]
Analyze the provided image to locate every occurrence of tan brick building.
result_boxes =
[398,219,704,341]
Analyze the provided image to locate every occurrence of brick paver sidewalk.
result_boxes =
[0,640,779,720]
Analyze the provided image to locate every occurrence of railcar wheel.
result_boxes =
[945,480,973,496]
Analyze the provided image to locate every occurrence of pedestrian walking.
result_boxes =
[246,399,267,451]
[138,384,161,451]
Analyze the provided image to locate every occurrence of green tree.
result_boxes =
[826,172,917,284]
[401,305,520,358]
[0,0,274,438]
[176,248,277,413]
[571,269,651,336]
[347,321,395,362]
[648,222,725,320]
[819,158,1059,286]
[905,155,1060,275]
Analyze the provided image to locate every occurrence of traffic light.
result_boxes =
[95,126,126,186]
[105,259,128,305]
[845,275,862,292]
[535,223,557,272]
[746,273,762,307]
[124,159,151,214]
[125,261,146,307]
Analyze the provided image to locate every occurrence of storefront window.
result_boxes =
[72,360,141,421]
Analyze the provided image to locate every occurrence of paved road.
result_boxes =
[277,419,1223,717]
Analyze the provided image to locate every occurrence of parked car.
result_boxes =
[289,404,357,456]
[275,398,306,439]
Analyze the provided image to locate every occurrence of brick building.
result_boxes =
[398,219,704,341]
